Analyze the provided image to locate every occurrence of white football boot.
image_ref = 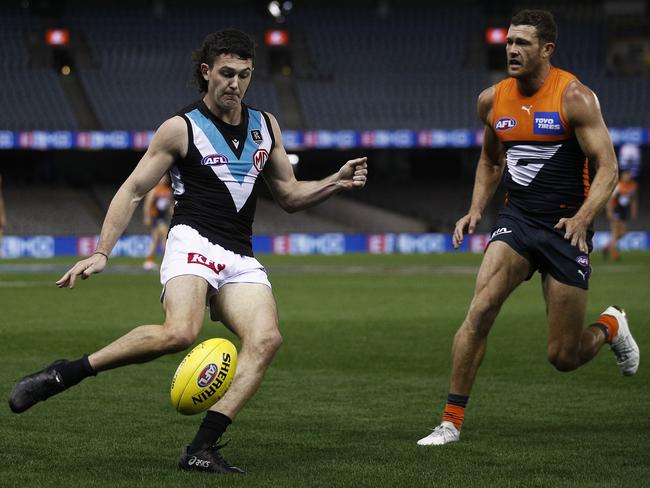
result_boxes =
[417,421,460,446]
[602,306,640,376]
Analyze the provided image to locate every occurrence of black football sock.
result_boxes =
[55,354,97,387]
[188,411,232,454]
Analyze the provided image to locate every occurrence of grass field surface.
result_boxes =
[1,252,648,487]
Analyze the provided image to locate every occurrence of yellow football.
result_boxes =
[170,338,238,415]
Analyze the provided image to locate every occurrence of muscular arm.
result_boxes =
[57,116,187,287]
[94,117,185,255]
[263,113,367,213]
[453,86,505,248]
[554,80,618,252]
[142,188,155,226]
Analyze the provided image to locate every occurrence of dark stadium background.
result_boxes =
[0,0,648,252]
[2,2,649,487]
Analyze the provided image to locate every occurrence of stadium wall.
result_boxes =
[2,232,649,258]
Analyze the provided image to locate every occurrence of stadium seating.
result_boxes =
[0,4,648,131]
[64,6,283,130]
[0,7,78,130]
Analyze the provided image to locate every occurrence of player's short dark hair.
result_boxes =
[511,9,557,45]
[192,29,255,93]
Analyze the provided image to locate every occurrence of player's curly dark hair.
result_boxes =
[511,9,557,45]
[192,29,255,93]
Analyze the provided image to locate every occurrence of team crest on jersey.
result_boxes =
[250,129,263,145]
[533,112,564,135]
[253,149,269,172]
[201,154,228,166]
[495,117,517,131]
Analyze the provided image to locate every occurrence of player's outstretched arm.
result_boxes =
[142,188,155,227]
[554,81,618,253]
[56,116,187,288]
[453,87,505,248]
[262,113,367,213]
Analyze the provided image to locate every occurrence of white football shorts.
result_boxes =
[160,224,271,306]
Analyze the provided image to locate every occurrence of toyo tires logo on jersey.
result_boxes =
[197,363,219,388]
[495,117,517,131]
[201,154,228,166]
[253,149,269,172]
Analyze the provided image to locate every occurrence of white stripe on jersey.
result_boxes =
[188,117,261,212]
[170,166,185,195]
[506,144,561,187]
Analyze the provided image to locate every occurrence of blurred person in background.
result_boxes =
[618,142,641,180]
[603,169,638,261]
[0,174,6,257]
[417,9,639,447]
[142,174,174,270]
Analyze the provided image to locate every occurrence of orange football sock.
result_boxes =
[596,313,619,343]
[442,403,466,431]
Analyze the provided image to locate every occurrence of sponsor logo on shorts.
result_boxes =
[533,112,564,135]
[187,252,226,274]
[201,154,228,166]
[197,363,218,388]
[495,117,517,131]
[250,129,263,144]
[575,255,589,267]
[490,227,512,240]
[253,148,269,172]
[578,269,588,281]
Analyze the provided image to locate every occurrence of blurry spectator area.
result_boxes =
[292,5,488,130]
[0,182,423,236]
[64,5,283,130]
[0,7,78,130]
[0,2,648,131]
[2,184,100,235]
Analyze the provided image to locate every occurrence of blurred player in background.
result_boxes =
[9,29,368,474]
[417,9,639,447]
[142,175,173,270]
[603,169,638,260]
[0,174,5,257]
[618,142,642,180]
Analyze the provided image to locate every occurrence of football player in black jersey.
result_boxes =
[9,30,368,474]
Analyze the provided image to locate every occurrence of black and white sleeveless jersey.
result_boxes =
[169,100,275,256]
[491,67,590,223]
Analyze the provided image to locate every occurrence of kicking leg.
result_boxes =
[9,275,208,413]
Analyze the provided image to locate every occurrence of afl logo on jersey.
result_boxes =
[253,149,269,172]
[495,117,517,131]
[201,154,228,166]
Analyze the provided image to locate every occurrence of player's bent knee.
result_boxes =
[547,351,579,372]
[465,297,501,335]
[246,331,283,361]
[162,327,199,353]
